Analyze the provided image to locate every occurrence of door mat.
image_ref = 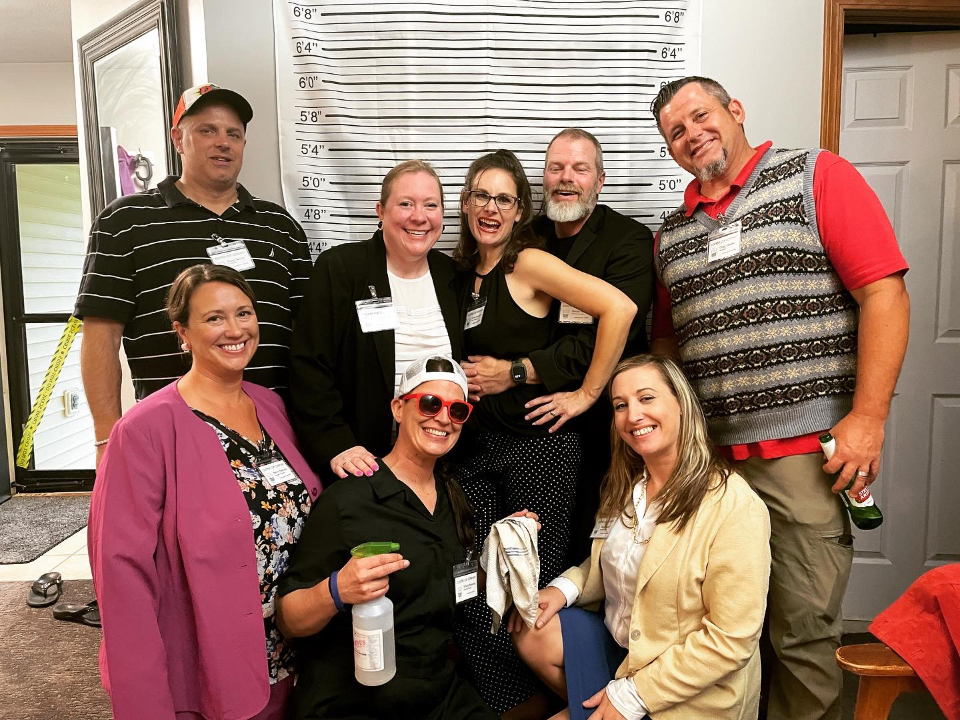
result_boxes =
[0,495,90,564]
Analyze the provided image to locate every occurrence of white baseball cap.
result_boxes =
[397,354,468,399]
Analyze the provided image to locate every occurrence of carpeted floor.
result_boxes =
[1,579,110,720]
[0,577,947,720]
[0,495,91,564]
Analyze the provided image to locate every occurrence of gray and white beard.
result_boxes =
[544,184,599,223]
[695,147,729,183]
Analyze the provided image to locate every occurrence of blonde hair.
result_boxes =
[598,354,731,533]
[380,159,444,208]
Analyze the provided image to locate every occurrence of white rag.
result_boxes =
[480,516,540,634]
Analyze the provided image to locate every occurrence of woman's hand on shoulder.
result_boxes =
[330,445,379,479]
[336,553,409,605]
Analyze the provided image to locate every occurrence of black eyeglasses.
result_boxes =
[401,393,473,424]
[466,190,520,211]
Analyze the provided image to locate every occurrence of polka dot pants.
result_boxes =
[453,430,582,713]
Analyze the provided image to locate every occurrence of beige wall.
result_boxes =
[0,63,77,125]
[701,0,824,149]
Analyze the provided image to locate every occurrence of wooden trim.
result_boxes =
[821,0,960,153]
[0,125,77,138]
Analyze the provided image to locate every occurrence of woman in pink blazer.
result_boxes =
[88,264,322,720]
[511,355,770,720]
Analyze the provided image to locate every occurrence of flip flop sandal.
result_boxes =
[53,599,101,628]
[26,572,63,608]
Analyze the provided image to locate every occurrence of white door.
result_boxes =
[839,31,960,620]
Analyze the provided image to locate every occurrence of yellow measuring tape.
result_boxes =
[15,316,83,469]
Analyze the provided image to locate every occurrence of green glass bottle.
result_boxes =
[819,433,883,530]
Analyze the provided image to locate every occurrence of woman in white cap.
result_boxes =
[278,355,536,720]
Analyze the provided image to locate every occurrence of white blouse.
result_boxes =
[387,269,452,395]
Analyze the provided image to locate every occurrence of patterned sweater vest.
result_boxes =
[657,147,858,445]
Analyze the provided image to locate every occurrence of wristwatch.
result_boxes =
[510,359,527,384]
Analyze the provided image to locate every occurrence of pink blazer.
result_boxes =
[88,381,322,720]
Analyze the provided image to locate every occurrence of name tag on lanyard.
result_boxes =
[356,285,399,333]
[253,452,302,488]
[453,550,479,603]
[464,296,487,330]
[207,234,256,271]
[590,518,614,540]
[558,302,594,325]
[707,221,742,263]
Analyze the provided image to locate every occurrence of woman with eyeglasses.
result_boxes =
[451,149,637,718]
[277,355,535,720]
[289,160,463,483]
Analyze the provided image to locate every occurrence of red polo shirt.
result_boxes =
[652,142,909,460]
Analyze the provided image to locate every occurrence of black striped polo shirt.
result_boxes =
[74,176,313,399]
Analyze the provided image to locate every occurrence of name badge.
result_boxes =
[558,302,595,325]
[589,518,614,540]
[707,220,742,263]
[453,558,479,604]
[255,457,302,488]
[356,298,399,333]
[207,240,256,271]
[464,297,487,330]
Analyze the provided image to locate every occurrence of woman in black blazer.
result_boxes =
[289,160,464,480]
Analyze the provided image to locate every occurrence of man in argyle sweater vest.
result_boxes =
[649,77,909,720]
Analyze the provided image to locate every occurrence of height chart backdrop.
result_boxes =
[273,0,701,258]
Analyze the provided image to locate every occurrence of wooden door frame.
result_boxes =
[0,126,77,139]
[820,0,960,152]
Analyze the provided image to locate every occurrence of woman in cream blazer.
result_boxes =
[512,355,771,720]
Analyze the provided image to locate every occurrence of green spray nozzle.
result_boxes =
[351,542,400,558]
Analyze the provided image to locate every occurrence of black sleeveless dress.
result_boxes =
[455,259,583,712]
[465,261,554,436]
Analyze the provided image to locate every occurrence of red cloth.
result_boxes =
[869,564,960,720]
[651,142,909,459]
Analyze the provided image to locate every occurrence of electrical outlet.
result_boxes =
[63,388,81,417]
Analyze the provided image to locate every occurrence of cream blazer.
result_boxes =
[562,472,771,720]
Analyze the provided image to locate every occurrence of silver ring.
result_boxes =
[856,470,870,477]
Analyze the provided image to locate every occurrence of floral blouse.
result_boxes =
[192,409,311,684]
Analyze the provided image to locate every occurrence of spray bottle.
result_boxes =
[819,433,883,530]
[350,542,398,686]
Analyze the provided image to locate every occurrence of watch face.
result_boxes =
[511,362,525,382]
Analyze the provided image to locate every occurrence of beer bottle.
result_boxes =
[819,433,883,530]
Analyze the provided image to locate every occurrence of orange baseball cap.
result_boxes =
[172,83,253,127]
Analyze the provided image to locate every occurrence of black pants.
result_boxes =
[453,430,582,713]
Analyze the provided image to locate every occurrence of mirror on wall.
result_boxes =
[78,0,180,216]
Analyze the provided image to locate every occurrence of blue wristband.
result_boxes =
[329,570,345,612]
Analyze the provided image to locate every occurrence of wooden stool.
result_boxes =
[836,643,929,720]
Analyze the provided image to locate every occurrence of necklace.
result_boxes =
[631,474,651,545]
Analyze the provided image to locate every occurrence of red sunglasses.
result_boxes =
[401,393,473,424]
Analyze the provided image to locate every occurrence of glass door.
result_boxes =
[0,140,95,492]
